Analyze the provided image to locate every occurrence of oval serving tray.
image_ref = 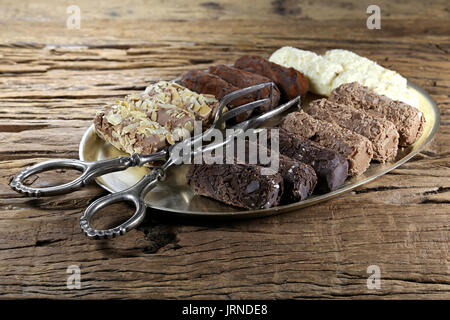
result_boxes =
[79,81,440,219]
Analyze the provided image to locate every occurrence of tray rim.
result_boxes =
[79,81,440,219]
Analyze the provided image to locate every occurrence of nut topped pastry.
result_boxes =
[94,81,219,155]
[95,105,172,155]
[140,81,218,124]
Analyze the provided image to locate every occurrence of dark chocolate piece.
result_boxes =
[232,138,317,203]
[234,55,309,100]
[186,163,283,209]
[178,70,253,122]
[281,111,373,176]
[266,127,349,192]
[278,157,316,202]
[208,64,281,112]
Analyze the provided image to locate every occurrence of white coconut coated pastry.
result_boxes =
[269,46,343,96]
[269,47,419,107]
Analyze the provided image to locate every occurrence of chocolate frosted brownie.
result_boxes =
[208,64,281,112]
[234,55,309,100]
[281,111,373,176]
[186,163,283,209]
[329,82,425,146]
[178,70,253,122]
[233,139,317,203]
[94,81,219,155]
[266,128,348,192]
[306,98,399,162]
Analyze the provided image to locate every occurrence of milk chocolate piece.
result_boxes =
[281,111,373,176]
[266,127,348,192]
[329,82,425,146]
[208,64,281,112]
[234,55,309,100]
[307,98,399,162]
[186,163,283,209]
[178,70,253,122]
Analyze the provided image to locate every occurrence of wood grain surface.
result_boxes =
[0,0,449,299]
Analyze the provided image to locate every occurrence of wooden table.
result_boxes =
[0,0,448,299]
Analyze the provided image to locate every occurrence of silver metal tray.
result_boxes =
[79,82,440,219]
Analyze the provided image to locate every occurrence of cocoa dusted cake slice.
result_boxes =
[234,55,309,100]
[281,111,373,176]
[329,82,425,146]
[306,98,399,162]
[186,163,283,210]
[266,128,349,192]
[178,70,254,122]
[208,64,281,112]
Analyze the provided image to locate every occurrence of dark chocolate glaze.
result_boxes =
[232,138,317,203]
[266,128,349,193]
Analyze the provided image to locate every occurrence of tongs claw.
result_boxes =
[9,151,167,197]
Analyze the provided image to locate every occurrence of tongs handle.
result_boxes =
[80,167,165,238]
[9,153,164,197]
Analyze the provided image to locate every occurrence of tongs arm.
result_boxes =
[80,166,167,238]
[9,151,167,197]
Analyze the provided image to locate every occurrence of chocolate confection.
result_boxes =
[266,127,349,192]
[329,82,425,146]
[208,64,281,112]
[232,139,317,203]
[281,111,373,176]
[94,81,218,155]
[306,98,399,162]
[178,70,254,122]
[186,163,283,209]
[234,55,309,100]
[94,107,171,155]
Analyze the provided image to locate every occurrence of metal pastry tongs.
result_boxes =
[10,83,300,238]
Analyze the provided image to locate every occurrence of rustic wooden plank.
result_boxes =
[0,0,449,299]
